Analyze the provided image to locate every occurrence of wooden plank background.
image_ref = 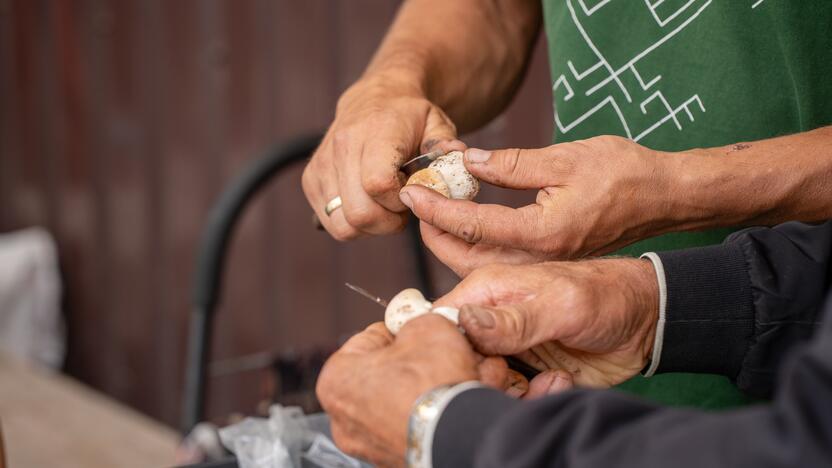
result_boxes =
[0,0,553,428]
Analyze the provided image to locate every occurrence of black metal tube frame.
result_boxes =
[181,133,433,433]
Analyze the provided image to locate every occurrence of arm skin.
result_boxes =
[364,0,541,132]
[402,126,832,276]
[302,0,541,240]
[670,126,832,228]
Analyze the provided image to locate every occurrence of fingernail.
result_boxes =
[465,148,491,163]
[548,375,571,394]
[506,384,526,399]
[462,305,495,329]
[399,190,413,209]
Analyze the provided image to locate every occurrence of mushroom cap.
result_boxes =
[430,306,460,326]
[428,151,479,200]
[384,288,433,335]
[405,168,451,198]
[404,151,479,200]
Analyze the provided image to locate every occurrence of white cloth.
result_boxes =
[0,227,65,367]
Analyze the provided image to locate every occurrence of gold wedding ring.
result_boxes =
[324,196,343,216]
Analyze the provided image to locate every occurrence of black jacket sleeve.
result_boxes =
[654,221,832,397]
[432,221,832,468]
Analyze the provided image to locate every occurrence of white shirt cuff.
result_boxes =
[640,252,667,378]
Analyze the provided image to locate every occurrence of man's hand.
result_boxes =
[433,258,659,388]
[399,135,678,275]
[301,0,542,241]
[302,76,464,240]
[317,315,572,466]
[401,127,832,277]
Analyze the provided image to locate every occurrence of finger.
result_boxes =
[540,341,581,375]
[302,140,363,241]
[335,135,409,235]
[338,322,394,355]
[420,107,462,154]
[524,370,573,399]
[463,145,570,189]
[513,349,547,372]
[477,356,509,389]
[358,107,459,213]
[420,222,539,278]
[530,343,563,370]
[396,313,463,343]
[359,134,412,212]
[547,370,574,393]
[399,185,543,248]
[504,369,530,398]
[458,303,547,356]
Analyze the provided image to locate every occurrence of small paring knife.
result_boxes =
[400,149,443,173]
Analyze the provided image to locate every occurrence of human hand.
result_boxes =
[398,135,679,276]
[433,258,659,388]
[316,316,571,466]
[302,75,465,240]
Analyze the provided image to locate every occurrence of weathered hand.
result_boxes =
[302,75,464,240]
[399,135,676,276]
[316,315,571,466]
[433,258,659,388]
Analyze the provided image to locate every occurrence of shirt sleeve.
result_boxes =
[653,221,832,397]
[432,221,832,467]
[433,290,832,468]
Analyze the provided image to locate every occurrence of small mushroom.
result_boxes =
[384,288,433,335]
[405,151,479,200]
[405,168,451,198]
[384,288,461,335]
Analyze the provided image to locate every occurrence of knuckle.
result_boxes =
[361,170,399,198]
[493,148,523,184]
[332,128,352,149]
[455,219,483,244]
[301,164,315,193]
[315,371,336,411]
[343,203,378,229]
[329,424,355,455]
[329,223,359,242]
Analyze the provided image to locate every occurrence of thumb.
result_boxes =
[420,107,465,154]
[458,303,541,356]
[464,146,565,189]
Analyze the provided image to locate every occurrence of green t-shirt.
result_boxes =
[541,0,832,408]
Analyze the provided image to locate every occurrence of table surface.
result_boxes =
[0,352,178,468]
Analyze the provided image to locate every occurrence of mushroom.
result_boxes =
[405,151,479,200]
[405,168,451,198]
[384,287,533,398]
[384,288,460,335]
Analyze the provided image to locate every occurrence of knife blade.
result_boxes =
[345,282,389,308]
[400,149,443,173]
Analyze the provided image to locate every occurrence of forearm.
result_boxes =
[359,0,541,132]
[650,221,831,396]
[668,126,832,229]
[433,296,832,467]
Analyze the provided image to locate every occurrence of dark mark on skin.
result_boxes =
[731,143,751,152]
[422,139,438,152]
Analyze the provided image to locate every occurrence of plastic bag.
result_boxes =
[219,405,370,468]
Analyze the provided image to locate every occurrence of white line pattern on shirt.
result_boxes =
[553,0,711,142]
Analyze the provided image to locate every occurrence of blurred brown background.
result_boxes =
[0,0,552,428]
